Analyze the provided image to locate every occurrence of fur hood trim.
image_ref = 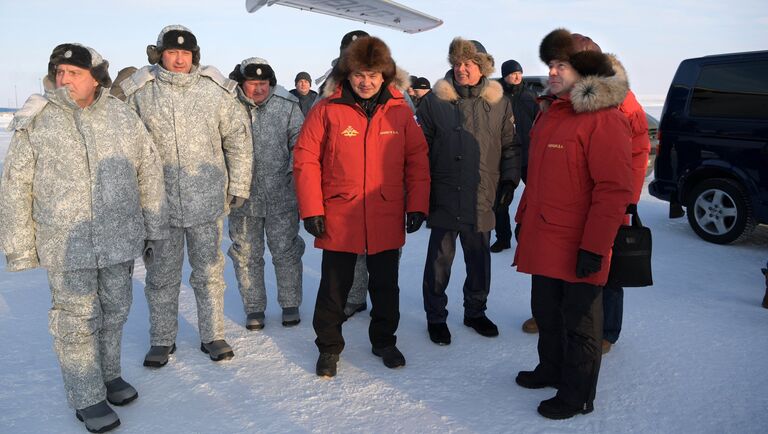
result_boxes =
[432,77,504,104]
[321,66,410,99]
[570,54,628,113]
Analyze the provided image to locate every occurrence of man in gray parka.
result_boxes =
[227,58,305,330]
[121,25,253,366]
[0,43,168,433]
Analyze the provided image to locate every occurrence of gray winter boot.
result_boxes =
[105,377,138,406]
[75,400,120,433]
[282,307,301,327]
[246,312,265,330]
[201,340,234,362]
[143,343,176,368]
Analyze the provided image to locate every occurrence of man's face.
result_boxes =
[162,49,193,73]
[55,64,98,108]
[406,86,415,97]
[548,60,580,97]
[348,70,384,99]
[414,88,430,99]
[242,79,271,104]
[504,71,523,86]
[295,79,311,96]
[453,60,482,86]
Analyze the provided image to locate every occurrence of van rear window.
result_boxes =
[690,60,768,119]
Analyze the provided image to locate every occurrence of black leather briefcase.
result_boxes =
[607,204,653,287]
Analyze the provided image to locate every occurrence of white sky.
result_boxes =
[0,0,766,108]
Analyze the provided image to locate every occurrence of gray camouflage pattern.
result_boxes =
[230,85,303,217]
[48,261,133,409]
[228,86,305,314]
[124,64,253,227]
[144,218,226,345]
[347,255,369,305]
[228,213,304,314]
[0,88,168,272]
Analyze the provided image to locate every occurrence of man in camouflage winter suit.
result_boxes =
[121,25,253,366]
[227,57,305,330]
[0,43,168,433]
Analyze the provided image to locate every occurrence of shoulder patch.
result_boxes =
[198,65,238,94]
[121,65,155,97]
[8,94,49,131]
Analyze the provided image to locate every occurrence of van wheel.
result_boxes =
[686,178,756,244]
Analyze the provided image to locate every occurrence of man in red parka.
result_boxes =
[513,28,633,419]
[293,36,430,378]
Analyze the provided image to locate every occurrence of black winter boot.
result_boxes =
[427,322,451,345]
[75,401,120,433]
[105,377,138,406]
[490,240,511,253]
[464,315,499,337]
[515,370,559,389]
[316,353,339,378]
[143,343,176,368]
[537,396,593,420]
[372,346,406,369]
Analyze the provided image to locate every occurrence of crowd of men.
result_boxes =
[0,24,650,432]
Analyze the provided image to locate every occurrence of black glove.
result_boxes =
[498,181,516,208]
[514,223,521,242]
[406,212,426,233]
[304,215,326,238]
[575,248,603,278]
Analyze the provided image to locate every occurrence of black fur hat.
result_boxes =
[340,30,369,52]
[229,57,276,87]
[147,25,201,67]
[539,28,614,77]
[47,43,112,88]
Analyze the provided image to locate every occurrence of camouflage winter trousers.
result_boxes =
[228,212,305,315]
[144,218,226,345]
[47,261,133,409]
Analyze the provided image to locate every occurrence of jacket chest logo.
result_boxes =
[341,126,359,137]
[379,130,399,135]
[547,143,564,149]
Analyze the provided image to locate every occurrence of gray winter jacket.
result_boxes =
[122,64,253,228]
[0,88,168,272]
[416,74,521,232]
[232,85,303,217]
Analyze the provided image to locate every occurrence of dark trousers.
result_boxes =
[602,284,624,343]
[422,227,491,323]
[531,275,603,408]
[493,165,527,244]
[313,249,400,354]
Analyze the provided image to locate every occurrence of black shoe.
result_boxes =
[463,315,499,337]
[143,343,176,368]
[75,400,120,433]
[105,377,138,406]
[515,370,559,389]
[537,396,593,420]
[490,240,511,253]
[282,307,301,327]
[372,346,406,369]
[316,353,339,378]
[427,322,451,345]
[200,340,235,362]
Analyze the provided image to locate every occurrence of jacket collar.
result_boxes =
[154,64,200,88]
[46,86,109,112]
[433,72,504,104]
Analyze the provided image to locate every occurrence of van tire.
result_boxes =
[686,178,756,244]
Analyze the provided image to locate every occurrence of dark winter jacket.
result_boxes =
[416,73,520,232]
[514,57,634,286]
[499,80,539,168]
[289,88,318,118]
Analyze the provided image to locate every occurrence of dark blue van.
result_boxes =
[649,50,768,244]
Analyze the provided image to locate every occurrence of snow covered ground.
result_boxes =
[0,121,767,434]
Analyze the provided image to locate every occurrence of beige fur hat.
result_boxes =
[448,37,495,77]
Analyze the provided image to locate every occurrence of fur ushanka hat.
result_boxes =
[539,28,615,77]
[229,57,276,87]
[146,25,201,67]
[47,43,112,88]
[448,37,495,77]
[332,36,397,85]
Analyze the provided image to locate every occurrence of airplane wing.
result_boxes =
[245,0,443,34]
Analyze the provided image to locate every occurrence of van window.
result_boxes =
[689,60,768,119]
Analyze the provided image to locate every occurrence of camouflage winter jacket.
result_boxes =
[0,87,168,272]
[232,85,303,217]
[122,64,253,227]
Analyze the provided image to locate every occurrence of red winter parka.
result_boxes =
[514,67,634,286]
[293,79,430,255]
[619,89,651,203]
